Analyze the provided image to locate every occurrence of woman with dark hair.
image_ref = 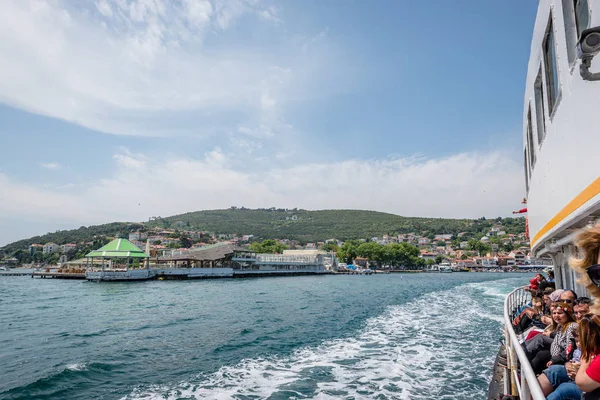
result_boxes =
[531,273,546,291]
[529,302,578,375]
[513,295,546,333]
[537,328,581,400]
[575,314,600,398]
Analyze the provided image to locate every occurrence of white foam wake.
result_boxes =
[124,277,518,400]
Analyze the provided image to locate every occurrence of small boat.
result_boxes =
[438,262,452,273]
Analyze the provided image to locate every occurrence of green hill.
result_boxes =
[1,208,525,257]
[0,222,144,257]
[148,208,524,242]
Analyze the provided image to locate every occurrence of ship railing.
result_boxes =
[503,285,545,400]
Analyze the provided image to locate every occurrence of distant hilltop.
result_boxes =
[0,208,526,260]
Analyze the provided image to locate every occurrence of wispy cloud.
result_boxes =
[0,148,523,238]
[40,162,62,170]
[0,0,334,142]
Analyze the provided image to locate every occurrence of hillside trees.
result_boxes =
[467,239,492,256]
[336,241,423,268]
[248,239,288,254]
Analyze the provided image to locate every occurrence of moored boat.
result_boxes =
[438,262,452,273]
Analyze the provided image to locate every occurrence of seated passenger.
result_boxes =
[574,298,592,322]
[543,287,557,314]
[538,330,581,400]
[530,273,545,291]
[551,289,566,303]
[513,295,546,334]
[529,302,578,375]
[575,314,600,399]
[540,271,556,291]
[560,289,578,305]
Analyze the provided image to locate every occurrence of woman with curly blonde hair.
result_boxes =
[571,223,600,315]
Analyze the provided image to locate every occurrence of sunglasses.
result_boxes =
[586,264,600,287]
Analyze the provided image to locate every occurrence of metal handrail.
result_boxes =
[503,286,546,399]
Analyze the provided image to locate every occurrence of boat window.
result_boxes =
[524,149,530,193]
[543,16,560,114]
[562,0,578,65]
[527,106,536,169]
[575,0,590,37]
[534,68,546,146]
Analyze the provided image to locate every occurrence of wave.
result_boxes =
[124,277,513,400]
[66,363,89,372]
[1,362,115,400]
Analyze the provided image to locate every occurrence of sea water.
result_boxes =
[0,273,527,399]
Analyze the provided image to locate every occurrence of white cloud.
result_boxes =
[0,148,524,245]
[0,0,306,138]
[95,0,113,17]
[183,0,213,27]
[40,162,62,170]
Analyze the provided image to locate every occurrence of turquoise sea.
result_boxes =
[0,273,529,399]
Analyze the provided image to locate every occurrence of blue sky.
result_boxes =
[0,0,538,246]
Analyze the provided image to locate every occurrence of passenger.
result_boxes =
[540,271,556,291]
[513,295,546,334]
[560,289,579,304]
[543,287,557,314]
[574,298,593,322]
[531,273,546,291]
[551,289,566,303]
[569,223,600,398]
[529,302,578,375]
[575,314,600,398]
[523,318,556,363]
[538,329,582,400]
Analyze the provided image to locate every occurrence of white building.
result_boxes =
[61,244,77,253]
[510,251,526,265]
[43,243,61,254]
[129,232,148,241]
[435,234,453,241]
[481,257,498,268]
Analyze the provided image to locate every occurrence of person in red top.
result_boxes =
[574,314,600,398]
[530,273,545,291]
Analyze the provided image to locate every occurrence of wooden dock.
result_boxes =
[31,272,86,279]
[388,269,423,273]
[0,271,32,277]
